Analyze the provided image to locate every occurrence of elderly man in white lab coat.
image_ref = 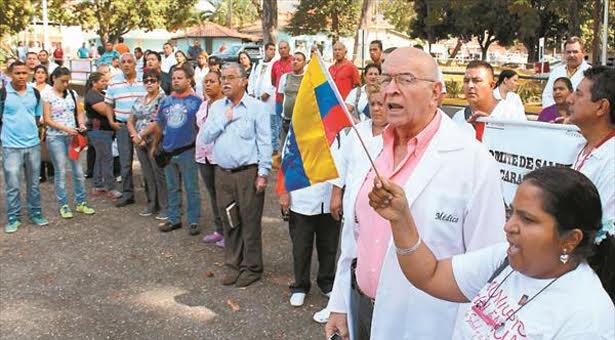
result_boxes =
[325,47,506,340]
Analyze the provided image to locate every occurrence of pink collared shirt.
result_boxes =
[195,100,216,164]
[355,112,442,298]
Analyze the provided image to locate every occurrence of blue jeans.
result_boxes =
[164,148,201,225]
[2,145,43,222]
[87,130,115,190]
[47,135,87,207]
[271,102,283,152]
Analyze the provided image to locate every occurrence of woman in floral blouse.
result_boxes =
[127,69,168,220]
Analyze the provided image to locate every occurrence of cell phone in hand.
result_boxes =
[281,208,289,222]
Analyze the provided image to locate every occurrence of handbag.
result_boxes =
[154,142,195,168]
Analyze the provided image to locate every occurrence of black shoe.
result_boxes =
[235,272,261,287]
[115,198,135,207]
[188,224,201,236]
[159,221,182,232]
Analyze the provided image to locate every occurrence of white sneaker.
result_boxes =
[289,292,306,307]
[313,308,330,324]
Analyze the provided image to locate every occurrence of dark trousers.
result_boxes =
[116,125,134,199]
[215,165,264,277]
[135,143,168,213]
[351,259,374,340]
[198,162,223,233]
[86,144,95,177]
[40,161,54,180]
[288,211,340,294]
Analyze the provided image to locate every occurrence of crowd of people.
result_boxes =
[1,34,614,340]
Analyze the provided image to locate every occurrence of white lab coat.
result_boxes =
[327,112,506,340]
[541,60,591,108]
[248,59,276,115]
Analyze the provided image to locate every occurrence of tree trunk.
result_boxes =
[591,0,601,64]
[352,0,372,64]
[569,0,581,36]
[261,0,278,44]
[524,37,539,63]
[331,10,340,43]
[446,38,463,66]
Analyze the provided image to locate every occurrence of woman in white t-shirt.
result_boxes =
[43,67,96,219]
[345,63,381,123]
[493,69,525,116]
[193,51,209,99]
[368,166,614,339]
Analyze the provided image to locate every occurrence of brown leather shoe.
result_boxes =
[222,272,240,286]
[235,272,261,287]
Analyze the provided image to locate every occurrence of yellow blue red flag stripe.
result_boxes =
[276,53,352,193]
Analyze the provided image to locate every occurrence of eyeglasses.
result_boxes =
[220,75,243,82]
[143,78,158,84]
[377,73,436,87]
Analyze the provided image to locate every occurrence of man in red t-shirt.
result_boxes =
[270,41,292,155]
[329,42,360,100]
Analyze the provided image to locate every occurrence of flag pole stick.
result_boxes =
[313,48,383,180]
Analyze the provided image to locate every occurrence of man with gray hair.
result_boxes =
[104,52,146,207]
[200,62,272,288]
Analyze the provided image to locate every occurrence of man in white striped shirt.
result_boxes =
[105,53,146,207]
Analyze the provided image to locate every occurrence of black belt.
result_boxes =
[218,164,257,173]
[351,259,376,305]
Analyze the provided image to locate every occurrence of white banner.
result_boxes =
[480,118,586,212]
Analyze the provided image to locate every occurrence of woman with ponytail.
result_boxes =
[84,72,121,200]
[43,67,96,219]
[361,166,614,339]
[493,69,525,118]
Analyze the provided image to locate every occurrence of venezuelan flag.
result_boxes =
[276,53,352,193]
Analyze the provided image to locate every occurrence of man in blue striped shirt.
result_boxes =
[104,53,146,207]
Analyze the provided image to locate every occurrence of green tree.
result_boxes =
[250,0,278,44]
[508,0,572,62]
[381,0,416,33]
[0,0,36,39]
[209,0,259,30]
[44,0,197,43]
[411,0,454,44]
[287,0,361,42]
[450,0,519,60]
[412,0,519,61]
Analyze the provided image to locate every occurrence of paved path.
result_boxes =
[0,161,328,340]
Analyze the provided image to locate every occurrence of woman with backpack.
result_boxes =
[359,166,614,339]
[43,67,96,219]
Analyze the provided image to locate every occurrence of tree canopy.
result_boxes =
[1,0,36,38]
[208,0,259,30]
[287,0,361,42]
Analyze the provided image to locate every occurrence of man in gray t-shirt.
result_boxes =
[278,52,306,147]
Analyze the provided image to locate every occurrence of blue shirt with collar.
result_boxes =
[200,93,272,177]
[1,82,42,148]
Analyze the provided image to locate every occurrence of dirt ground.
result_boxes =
[0,157,329,340]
